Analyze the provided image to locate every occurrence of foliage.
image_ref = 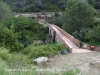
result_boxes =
[0,47,31,68]
[85,24,100,45]
[0,56,10,75]
[72,28,90,41]
[10,16,48,48]
[3,0,66,12]
[32,21,49,41]
[0,47,80,75]
[0,25,24,52]
[0,1,49,51]
[0,0,13,22]
[62,69,81,75]
[14,16,33,47]
[62,0,96,34]
[23,44,66,59]
[47,12,62,27]
[88,0,100,9]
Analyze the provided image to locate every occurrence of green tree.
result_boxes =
[0,25,24,52]
[85,24,100,45]
[14,16,33,47]
[62,0,96,34]
[0,0,13,22]
[88,0,96,6]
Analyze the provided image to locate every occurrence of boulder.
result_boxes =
[33,57,48,65]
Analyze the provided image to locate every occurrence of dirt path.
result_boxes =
[43,52,100,75]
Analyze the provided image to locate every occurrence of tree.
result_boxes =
[85,24,100,45]
[0,25,24,52]
[88,0,96,6]
[62,0,96,34]
[0,0,13,22]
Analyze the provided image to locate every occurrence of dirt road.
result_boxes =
[44,52,100,75]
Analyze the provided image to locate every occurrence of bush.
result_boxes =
[0,47,30,68]
[13,16,49,47]
[0,47,11,63]
[23,44,66,59]
[85,24,100,45]
[0,25,24,52]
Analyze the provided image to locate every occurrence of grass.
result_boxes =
[0,57,10,75]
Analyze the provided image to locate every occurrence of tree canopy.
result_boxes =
[3,0,66,12]
[62,0,96,34]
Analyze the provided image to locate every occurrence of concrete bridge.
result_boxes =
[46,24,100,53]
[15,12,62,19]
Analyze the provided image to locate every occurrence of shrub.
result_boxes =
[0,25,24,52]
[85,24,100,45]
[23,44,66,59]
[0,47,30,68]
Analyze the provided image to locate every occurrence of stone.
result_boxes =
[33,57,48,65]
[61,49,68,54]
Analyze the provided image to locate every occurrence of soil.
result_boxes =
[43,52,100,75]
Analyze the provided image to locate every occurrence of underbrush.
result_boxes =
[0,47,31,68]
[0,46,81,75]
[23,44,66,59]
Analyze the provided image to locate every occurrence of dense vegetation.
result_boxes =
[0,0,50,52]
[0,0,100,74]
[48,0,100,45]
[3,0,66,12]
[0,1,68,74]
[0,44,68,75]
[3,0,100,12]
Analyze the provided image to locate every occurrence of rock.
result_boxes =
[33,57,48,65]
[61,49,68,54]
